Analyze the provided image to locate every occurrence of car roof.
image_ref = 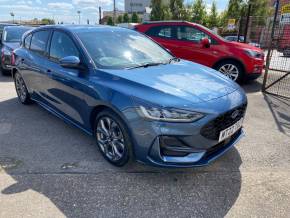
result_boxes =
[3,25,33,30]
[30,25,130,34]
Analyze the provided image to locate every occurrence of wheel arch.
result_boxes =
[89,103,137,159]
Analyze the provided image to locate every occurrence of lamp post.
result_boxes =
[10,12,15,24]
[77,10,81,24]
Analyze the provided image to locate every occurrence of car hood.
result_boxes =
[3,42,20,50]
[228,41,262,52]
[101,60,239,105]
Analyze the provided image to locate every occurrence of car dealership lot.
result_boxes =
[0,74,290,217]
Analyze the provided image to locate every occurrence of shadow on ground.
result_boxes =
[0,96,242,217]
[263,94,290,135]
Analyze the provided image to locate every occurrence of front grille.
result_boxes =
[200,103,247,140]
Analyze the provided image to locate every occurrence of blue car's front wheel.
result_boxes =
[94,109,132,166]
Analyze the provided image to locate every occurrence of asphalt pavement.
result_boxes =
[0,74,290,218]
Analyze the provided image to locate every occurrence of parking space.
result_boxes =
[0,74,290,217]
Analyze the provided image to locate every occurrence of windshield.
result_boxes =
[76,29,173,69]
[3,27,31,42]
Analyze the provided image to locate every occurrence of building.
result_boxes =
[124,0,151,13]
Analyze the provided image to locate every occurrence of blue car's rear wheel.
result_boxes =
[94,110,132,166]
[14,72,32,104]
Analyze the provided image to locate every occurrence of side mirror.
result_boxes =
[59,56,80,68]
[201,37,210,48]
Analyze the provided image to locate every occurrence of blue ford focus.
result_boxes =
[13,25,247,167]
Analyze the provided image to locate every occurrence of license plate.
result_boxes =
[218,118,243,142]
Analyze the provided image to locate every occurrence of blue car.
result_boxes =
[12,25,247,167]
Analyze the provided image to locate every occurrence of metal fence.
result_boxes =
[262,1,290,99]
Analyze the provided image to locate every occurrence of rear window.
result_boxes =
[3,27,32,43]
[146,26,174,39]
[24,34,32,49]
[30,30,50,55]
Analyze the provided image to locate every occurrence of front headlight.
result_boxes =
[243,49,263,59]
[138,105,204,122]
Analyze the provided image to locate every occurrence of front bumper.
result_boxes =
[145,129,244,167]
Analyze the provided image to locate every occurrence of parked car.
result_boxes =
[224,35,261,48]
[135,21,264,82]
[1,25,33,75]
[277,24,290,57]
[13,25,247,167]
[0,23,18,36]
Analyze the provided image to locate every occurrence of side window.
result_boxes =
[24,34,32,49]
[30,31,50,55]
[146,26,174,39]
[49,31,79,62]
[177,26,212,43]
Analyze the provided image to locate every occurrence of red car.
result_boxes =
[135,21,264,82]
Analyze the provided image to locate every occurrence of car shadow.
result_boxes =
[0,96,242,217]
[241,79,262,94]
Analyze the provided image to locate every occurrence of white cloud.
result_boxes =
[48,2,74,10]
[36,0,41,4]
[73,0,111,7]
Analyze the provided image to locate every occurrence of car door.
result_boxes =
[44,30,89,126]
[20,30,51,102]
[173,25,218,67]
[145,25,179,53]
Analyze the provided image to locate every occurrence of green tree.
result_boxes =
[107,16,114,26]
[123,13,130,23]
[117,15,123,23]
[151,0,172,21]
[191,0,207,25]
[169,0,183,19]
[41,18,55,25]
[131,12,140,23]
[207,1,219,28]
[226,0,243,20]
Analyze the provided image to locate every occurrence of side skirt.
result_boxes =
[31,97,93,136]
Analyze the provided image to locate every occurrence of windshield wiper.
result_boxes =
[126,62,165,70]
[168,57,180,64]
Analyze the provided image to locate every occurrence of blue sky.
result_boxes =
[0,0,229,24]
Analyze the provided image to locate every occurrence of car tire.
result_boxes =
[214,60,244,83]
[14,72,33,104]
[94,109,133,167]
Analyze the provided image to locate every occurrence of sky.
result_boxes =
[0,0,229,24]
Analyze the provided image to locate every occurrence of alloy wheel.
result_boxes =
[15,74,27,102]
[218,64,239,81]
[96,116,126,162]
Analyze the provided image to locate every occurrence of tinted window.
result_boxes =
[77,29,172,69]
[3,27,32,42]
[176,26,212,42]
[30,30,50,55]
[49,31,79,61]
[146,26,174,39]
[24,34,32,49]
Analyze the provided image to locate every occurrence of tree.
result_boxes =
[191,0,207,25]
[226,0,243,20]
[123,13,130,23]
[107,16,114,26]
[131,12,140,23]
[151,0,172,21]
[207,1,219,28]
[117,15,123,23]
[41,18,55,25]
[169,0,183,19]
